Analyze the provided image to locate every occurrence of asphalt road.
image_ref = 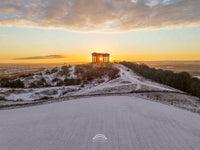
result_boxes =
[0,96,200,150]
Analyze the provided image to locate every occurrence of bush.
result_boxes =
[58,65,70,76]
[61,65,71,70]
[0,78,10,87]
[120,61,200,98]
[29,78,48,88]
[75,65,84,75]
[45,70,51,74]
[0,96,5,100]
[56,80,65,86]
[50,67,58,74]
[29,82,38,88]
[52,78,59,82]
[0,78,24,88]
[10,79,24,88]
[75,64,120,82]
[64,78,81,86]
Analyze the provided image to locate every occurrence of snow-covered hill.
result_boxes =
[0,96,200,150]
[0,63,174,101]
[0,63,199,113]
[19,65,115,88]
[77,64,177,95]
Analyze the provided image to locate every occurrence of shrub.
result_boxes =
[9,79,24,88]
[120,61,200,99]
[58,66,70,76]
[75,65,84,75]
[64,78,81,86]
[50,67,58,74]
[45,70,51,74]
[0,78,10,87]
[0,96,5,100]
[29,82,37,88]
[28,78,48,88]
[75,64,120,82]
[0,78,24,88]
[56,80,65,86]
[52,78,59,82]
[61,65,71,70]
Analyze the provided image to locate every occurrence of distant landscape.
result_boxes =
[1,61,200,79]
[139,60,200,77]
[0,63,79,79]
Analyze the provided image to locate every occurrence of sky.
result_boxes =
[0,0,200,63]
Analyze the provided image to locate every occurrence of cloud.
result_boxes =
[0,0,200,32]
[13,55,66,60]
[0,33,8,36]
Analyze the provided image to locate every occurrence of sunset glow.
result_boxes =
[0,0,200,63]
[0,1,200,148]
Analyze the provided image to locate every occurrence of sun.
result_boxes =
[99,57,103,61]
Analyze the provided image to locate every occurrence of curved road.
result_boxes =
[0,96,200,150]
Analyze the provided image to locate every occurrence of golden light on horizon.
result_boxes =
[0,0,200,64]
[99,57,103,61]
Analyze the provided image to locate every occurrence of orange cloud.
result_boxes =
[0,0,200,31]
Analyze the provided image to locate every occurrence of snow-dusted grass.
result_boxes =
[115,64,176,91]
[1,63,200,113]
[77,64,178,96]
[0,86,80,102]
[0,64,119,102]
[194,76,200,79]
[132,92,200,113]
[0,96,200,150]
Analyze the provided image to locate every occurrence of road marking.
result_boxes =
[92,134,108,142]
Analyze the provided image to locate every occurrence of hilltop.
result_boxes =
[0,63,199,113]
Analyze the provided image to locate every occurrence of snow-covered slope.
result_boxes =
[194,76,200,79]
[77,64,177,95]
[0,96,200,150]
[0,63,176,102]
[1,63,199,113]
[21,66,78,88]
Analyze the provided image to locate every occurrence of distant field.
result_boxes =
[0,62,88,79]
[0,61,200,79]
[137,61,200,76]
[0,63,63,79]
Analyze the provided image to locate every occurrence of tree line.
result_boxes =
[120,61,200,99]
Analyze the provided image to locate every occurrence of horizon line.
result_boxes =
[0,60,200,64]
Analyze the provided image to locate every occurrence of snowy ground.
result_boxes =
[0,63,199,113]
[77,64,177,96]
[194,76,200,79]
[0,96,200,150]
[0,64,176,103]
